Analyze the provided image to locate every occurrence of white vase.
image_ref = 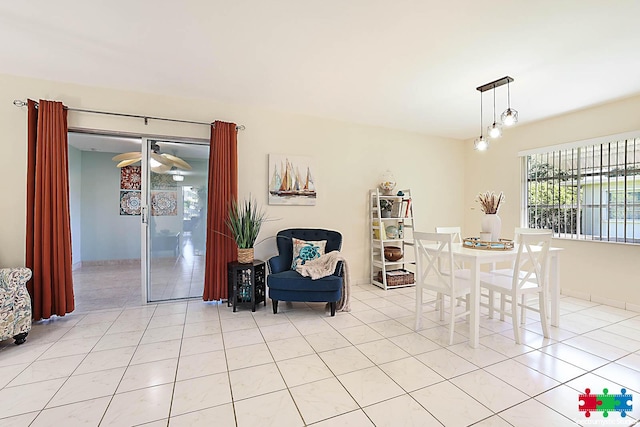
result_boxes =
[481,214,502,242]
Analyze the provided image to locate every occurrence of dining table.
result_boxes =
[419,242,563,348]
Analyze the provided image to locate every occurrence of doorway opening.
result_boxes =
[68,132,210,311]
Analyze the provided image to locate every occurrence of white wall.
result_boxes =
[68,145,82,266]
[0,73,465,284]
[463,94,640,307]
[80,151,141,261]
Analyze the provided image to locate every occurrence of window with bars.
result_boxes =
[523,135,640,244]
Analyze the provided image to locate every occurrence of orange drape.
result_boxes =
[203,121,238,301]
[26,99,75,319]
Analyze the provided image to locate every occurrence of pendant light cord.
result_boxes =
[479,91,483,137]
[492,87,497,124]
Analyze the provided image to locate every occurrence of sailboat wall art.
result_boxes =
[268,154,317,206]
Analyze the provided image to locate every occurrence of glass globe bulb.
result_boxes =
[488,123,502,139]
[474,136,489,151]
[501,108,518,127]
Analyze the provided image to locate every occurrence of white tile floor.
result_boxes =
[1,283,639,426]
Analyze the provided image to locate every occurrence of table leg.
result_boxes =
[550,253,560,327]
[470,261,480,348]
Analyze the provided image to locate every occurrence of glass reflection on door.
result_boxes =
[144,139,209,303]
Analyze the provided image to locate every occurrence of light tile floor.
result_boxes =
[0,284,639,426]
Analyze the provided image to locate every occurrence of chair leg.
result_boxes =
[13,332,28,345]
[538,291,550,339]
[448,294,456,345]
[330,302,336,316]
[488,290,494,319]
[500,294,506,321]
[438,293,444,321]
[272,300,279,314]
[415,286,423,330]
[520,294,527,325]
[511,293,521,345]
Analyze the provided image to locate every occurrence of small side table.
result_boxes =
[227,260,266,312]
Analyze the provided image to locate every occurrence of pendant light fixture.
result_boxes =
[474,76,517,150]
[487,87,502,139]
[473,90,488,151]
[500,79,518,126]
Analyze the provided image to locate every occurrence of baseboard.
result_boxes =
[561,288,637,312]
[591,294,626,309]
[561,288,591,300]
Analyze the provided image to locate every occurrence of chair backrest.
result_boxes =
[275,228,342,265]
[435,226,462,243]
[512,231,552,290]
[514,227,553,243]
[413,231,455,292]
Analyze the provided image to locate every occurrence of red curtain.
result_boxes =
[26,99,75,319]
[203,121,238,301]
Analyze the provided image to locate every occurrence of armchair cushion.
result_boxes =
[1,267,32,344]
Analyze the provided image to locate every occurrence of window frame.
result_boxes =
[519,131,640,245]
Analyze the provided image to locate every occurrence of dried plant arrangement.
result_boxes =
[476,191,504,214]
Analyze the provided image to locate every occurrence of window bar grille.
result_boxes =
[607,143,611,242]
[576,147,581,240]
[599,144,604,242]
[624,139,628,243]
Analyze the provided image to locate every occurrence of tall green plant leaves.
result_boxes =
[226,197,266,248]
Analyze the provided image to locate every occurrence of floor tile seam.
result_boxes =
[162,322,188,425]
[360,393,442,426]
[585,327,640,350]
[493,394,577,425]
[583,368,640,395]
[22,325,118,413]
[215,302,239,426]
[413,379,495,425]
[508,351,586,382]
[562,332,634,360]
[0,354,55,389]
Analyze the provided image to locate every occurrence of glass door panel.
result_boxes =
[143,138,209,303]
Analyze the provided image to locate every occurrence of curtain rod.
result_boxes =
[12,99,246,131]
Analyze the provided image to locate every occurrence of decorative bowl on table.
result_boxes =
[384,246,403,261]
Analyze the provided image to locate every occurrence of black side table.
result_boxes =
[227,260,266,312]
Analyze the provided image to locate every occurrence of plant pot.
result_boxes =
[381,210,391,218]
[384,246,403,262]
[238,248,254,264]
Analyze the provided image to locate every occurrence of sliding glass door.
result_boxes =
[141,138,210,303]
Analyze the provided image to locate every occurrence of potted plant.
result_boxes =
[226,196,266,263]
[380,199,394,218]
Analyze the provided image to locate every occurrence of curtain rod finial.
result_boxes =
[13,99,27,107]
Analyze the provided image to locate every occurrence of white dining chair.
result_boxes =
[435,226,462,243]
[414,231,471,345]
[479,231,552,344]
[488,228,553,322]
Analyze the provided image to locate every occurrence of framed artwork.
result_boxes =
[268,154,316,206]
[120,166,141,190]
[151,191,178,216]
[120,191,141,215]
[151,172,177,190]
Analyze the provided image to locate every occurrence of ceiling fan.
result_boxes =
[112,142,192,174]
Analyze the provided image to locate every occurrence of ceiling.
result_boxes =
[2,1,640,140]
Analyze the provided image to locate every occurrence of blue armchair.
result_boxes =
[267,228,343,316]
